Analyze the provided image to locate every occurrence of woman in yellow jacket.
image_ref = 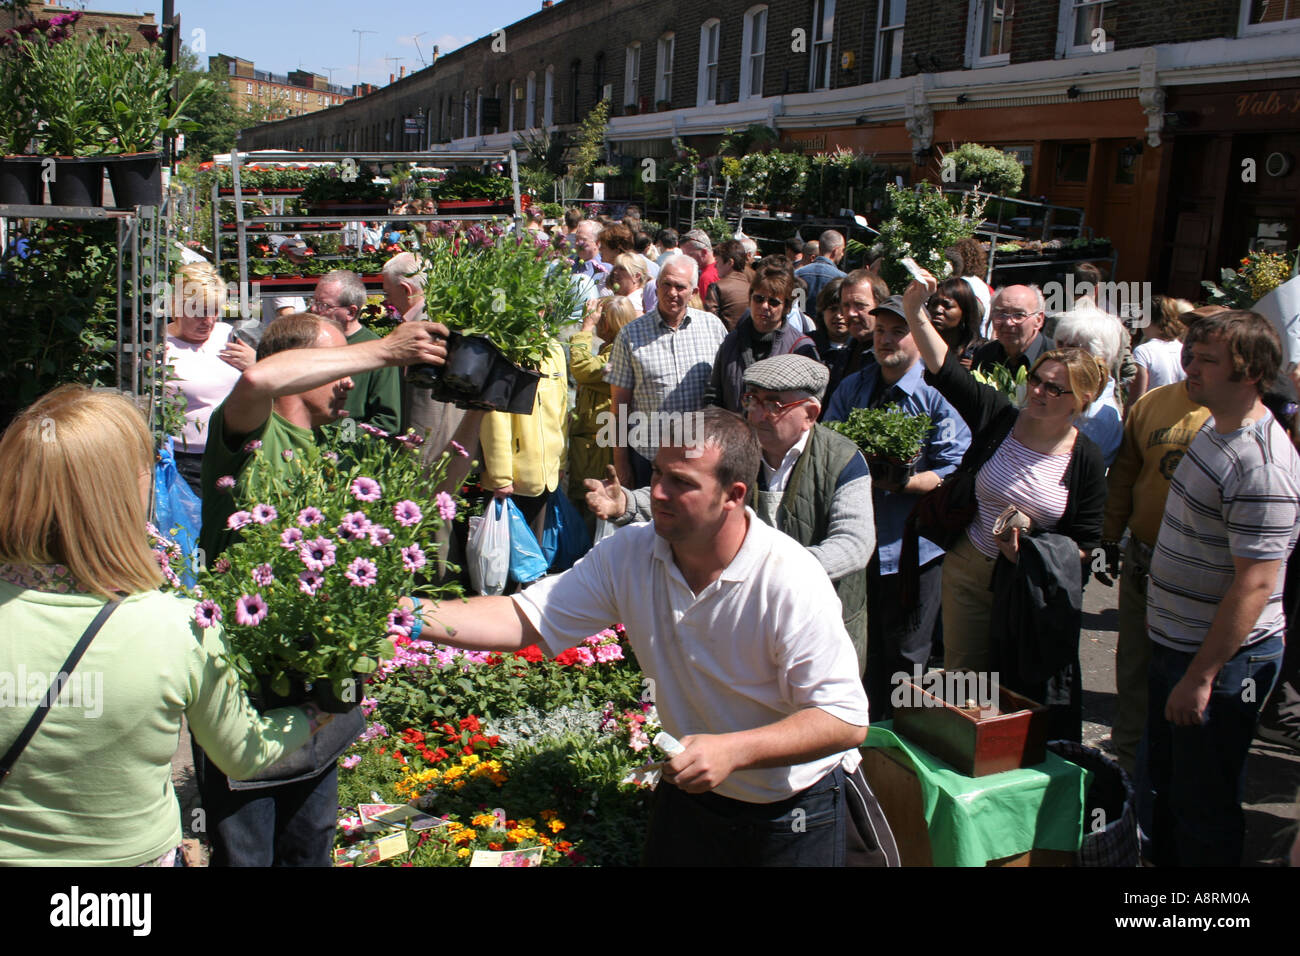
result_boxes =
[479,339,570,540]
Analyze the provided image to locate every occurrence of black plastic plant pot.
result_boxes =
[501,361,542,415]
[105,151,162,209]
[48,156,104,206]
[309,672,365,714]
[867,454,918,489]
[442,333,497,394]
[0,156,44,205]
[251,671,311,712]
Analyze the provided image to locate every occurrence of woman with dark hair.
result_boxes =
[811,276,870,412]
[706,263,819,412]
[927,276,984,367]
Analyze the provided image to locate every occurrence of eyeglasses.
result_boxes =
[750,293,785,309]
[1027,373,1068,398]
[310,299,342,312]
[741,392,814,416]
[992,309,1040,323]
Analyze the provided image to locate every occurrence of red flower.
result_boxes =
[514,644,545,663]
[401,728,426,745]
[554,648,583,667]
[459,715,481,734]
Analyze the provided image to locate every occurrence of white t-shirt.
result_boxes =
[165,322,241,453]
[513,509,870,803]
[1133,337,1186,389]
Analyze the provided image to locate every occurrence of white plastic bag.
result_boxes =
[467,500,510,596]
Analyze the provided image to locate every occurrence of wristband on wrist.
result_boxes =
[409,596,424,641]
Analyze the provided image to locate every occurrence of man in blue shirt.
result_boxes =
[795,230,847,308]
[825,295,971,719]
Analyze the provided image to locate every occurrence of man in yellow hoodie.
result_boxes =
[479,341,569,541]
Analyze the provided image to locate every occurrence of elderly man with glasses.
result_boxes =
[311,269,402,435]
[970,284,1055,377]
[588,354,875,674]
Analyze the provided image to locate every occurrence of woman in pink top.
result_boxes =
[164,263,255,495]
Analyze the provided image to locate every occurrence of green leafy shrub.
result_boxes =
[945,143,1025,197]
[875,182,986,292]
[825,403,933,461]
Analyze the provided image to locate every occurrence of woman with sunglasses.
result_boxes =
[706,262,819,413]
[900,268,1109,741]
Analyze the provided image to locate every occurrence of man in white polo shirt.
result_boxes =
[403,407,893,866]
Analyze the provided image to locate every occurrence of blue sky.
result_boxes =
[73,0,548,86]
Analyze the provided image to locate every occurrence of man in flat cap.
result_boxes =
[589,353,876,673]
[823,295,971,720]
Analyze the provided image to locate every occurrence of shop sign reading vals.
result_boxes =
[1234,91,1300,117]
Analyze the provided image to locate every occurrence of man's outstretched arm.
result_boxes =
[400,594,541,654]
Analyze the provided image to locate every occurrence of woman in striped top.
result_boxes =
[899,269,1110,694]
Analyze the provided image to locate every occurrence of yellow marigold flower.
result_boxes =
[548,819,566,833]
[460,753,480,766]
[519,817,536,828]
[453,779,465,790]
[445,821,463,833]
[539,835,552,847]
[472,813,497,828]
[443,766,464,781]
[540,809,557,820]
[457,847,471,858]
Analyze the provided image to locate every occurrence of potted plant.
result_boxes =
[169,426,466,711]
[0,24,46,204]
[942,143,1026,198]
[412,221,578,412]
[874,182,987,292]
[825,404,933,488]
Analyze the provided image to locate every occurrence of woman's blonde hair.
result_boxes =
[0,385,163,599]
[1031,348,1110,415]
[612,253,649,286]
[598,295,639,338]
[171,261,227,318]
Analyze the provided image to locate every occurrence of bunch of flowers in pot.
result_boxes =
[1203,248,1297,310]
[874,182,987,293]
[413,221,578,410]
[183,424,467,710]
[825,403,933,488]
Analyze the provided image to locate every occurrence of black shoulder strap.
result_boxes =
[0,599,120,786]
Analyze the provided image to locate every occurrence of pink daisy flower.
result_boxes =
[299,537,337,572]
[435,492,457,521]
[393,500,422,527]
[345,557,378,588]
[280,527,304,549]
[227,510,253,530]
[193,600,222,629]
[358,423,390,438]
[213,557,231,574]
[251,563,275,587]
[297,507,324,527]
[251,503,278,524]
[298,570,324,595]
[337,511,372,541]
[234,593,268,627]
[350,476,382,501]
[400,544,426,572]
[386,607,415,636]
[450,440,468,457]
[368,525,394,546]
[215,475,236,491]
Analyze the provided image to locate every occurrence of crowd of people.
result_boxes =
[2,201,1298,869]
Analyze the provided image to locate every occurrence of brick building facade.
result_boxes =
[237,0,1300,292]
[209,55,355,123]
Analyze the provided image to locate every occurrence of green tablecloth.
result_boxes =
[863,722,1090,867]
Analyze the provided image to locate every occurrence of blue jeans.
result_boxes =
[194,746,339,867]
[1140,633,1283,867]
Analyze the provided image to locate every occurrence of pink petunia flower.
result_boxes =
[251,503,278,524]
[595,643,624,664]
[215,475,236,491]
[227,510,253,530]
[193,600,222,629]
[345,557,378,588]
[299,537,337,572]
[393,500,422,527]
[574,646,596,667]
[298,570,324,595]
[251,563,275,587]
[297,507,324,527]
[350,476,382,501]
[435,492,457,521]
[341,755,361,770]
[280,527,304,549]
[400,544,426,572]
[235,593,268,627]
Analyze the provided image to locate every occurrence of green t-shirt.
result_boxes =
[199,400,317,562]
[344,325,402,435]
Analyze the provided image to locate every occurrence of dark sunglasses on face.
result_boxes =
[1028,373,1067,398]
[750,293,785,309]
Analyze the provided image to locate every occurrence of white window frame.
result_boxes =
[526,72,537,128]
[246,82,253,94]
[875,0,906,81]
[624,42,641,107]
[656,32,675,104]
[968,0,1015,68]
[740,6,768,101]
[1058,0,1116,56]
[697,19,721,107]
[1238,0,1300,34]
[543,66,555,128]
[810,0,836,91]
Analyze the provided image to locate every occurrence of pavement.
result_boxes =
[170,578,1300,867]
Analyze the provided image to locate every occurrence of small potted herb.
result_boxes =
[825,404,933,488]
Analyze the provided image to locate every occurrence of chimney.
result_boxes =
[399,66,406,78]
[389,73,395,84]
[542,1,554,6]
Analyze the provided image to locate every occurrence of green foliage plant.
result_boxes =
[825,403,932,462]
[875,182,986,292]
[944,143,1025,197]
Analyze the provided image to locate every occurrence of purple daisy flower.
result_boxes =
[386,607,415,636]
[227,510,253,530]
[358,423,390,438]
[299,537,337,572]
[450,440,468,458]
[401,544,426,572]
[193,600,222,629]
[280,527,304,549]
[350,476,382,502]
[393,500,422,527]
[213,557,231,574]
[243,440,263,452]
[234,593,268,627]
[368,525,395,547]
[336,511,373,542]
[215,475,236,491]
[298,570,324,595]
[251,563,275,587]
[345,557,378,588]
[297,507,324,528]
[251,503,278,525]
[435,492,457,522]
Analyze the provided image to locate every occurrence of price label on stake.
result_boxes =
[653,731,685,757]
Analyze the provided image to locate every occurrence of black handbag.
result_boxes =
[0,599,120,786]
